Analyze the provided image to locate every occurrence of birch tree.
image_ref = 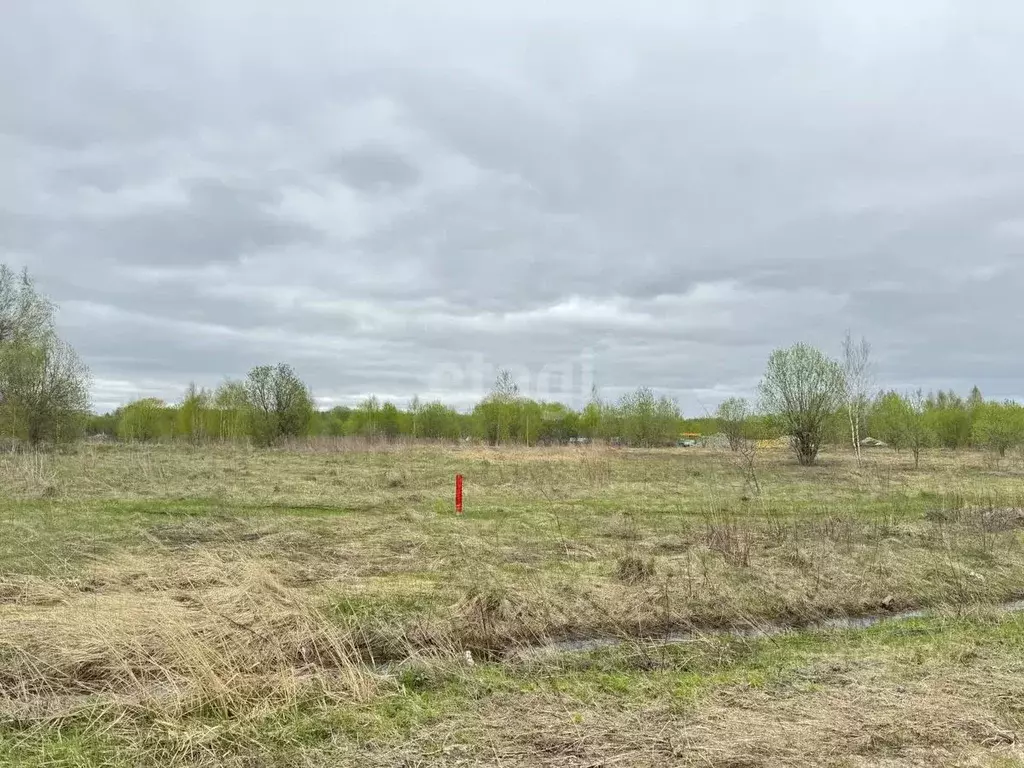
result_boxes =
[409,394,421,439]
[841,331,873,461]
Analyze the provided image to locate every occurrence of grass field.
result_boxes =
[2,443,1024,766]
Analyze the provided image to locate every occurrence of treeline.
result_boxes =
[89,364,319,448]
[867,389,1024,465]
[720,386,1020,456]
[6,263,1024,464]
[87,372,721,447]
[721,340,1024,466]
[86,349,1024,461]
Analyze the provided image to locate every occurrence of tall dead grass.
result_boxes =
[0,557,379,731]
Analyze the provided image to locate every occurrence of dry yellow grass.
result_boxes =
[2,443,1024,765]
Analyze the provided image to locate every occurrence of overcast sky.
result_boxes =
[3,1,1024,413]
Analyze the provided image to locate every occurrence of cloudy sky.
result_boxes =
[4,1,1024,413]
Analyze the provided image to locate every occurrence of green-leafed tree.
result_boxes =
[349,396,381,439]
[243,364,315,447]
[924,390,973,449]
[0,335,90,445]
[599,397,624,442]
[758,343,846,466]
[117,398,174,442]
[871,390,933,469]
[972,401,1024,458]
[176,383,212,444]
[617,388,680,447]
[475,369,521,445]
[968,386,984,412]
[0,266,90,446]
[85,411,119,438]
[537,401,579,444]
[212,379,249,442]
[379,401,402,440]
[419,401,462,441]
[579,387,604,440]
[316,406,352,437]
[519,398,543,446]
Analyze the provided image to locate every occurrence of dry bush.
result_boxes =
[703,513,754,567]
[454,584,542,652]
[0,450,61,498]
[978,506,1024,532]
[616,554,656,584]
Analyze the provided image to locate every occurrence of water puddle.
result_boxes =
[526,599,1024,656]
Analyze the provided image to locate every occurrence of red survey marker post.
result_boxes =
[455,474,464,515]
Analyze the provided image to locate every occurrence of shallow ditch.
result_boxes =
[516,599,1024,657]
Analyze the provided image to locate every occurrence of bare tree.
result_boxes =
[716,397,750,452]
[410,394,421,439]
[737,434,761,495]
[0,266,54,345]
[905,389,933,469]
[488,368,521,445]
[841,331,873,461]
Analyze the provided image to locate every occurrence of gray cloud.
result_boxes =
[3,0,1024,414]
[329,148,421,193]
